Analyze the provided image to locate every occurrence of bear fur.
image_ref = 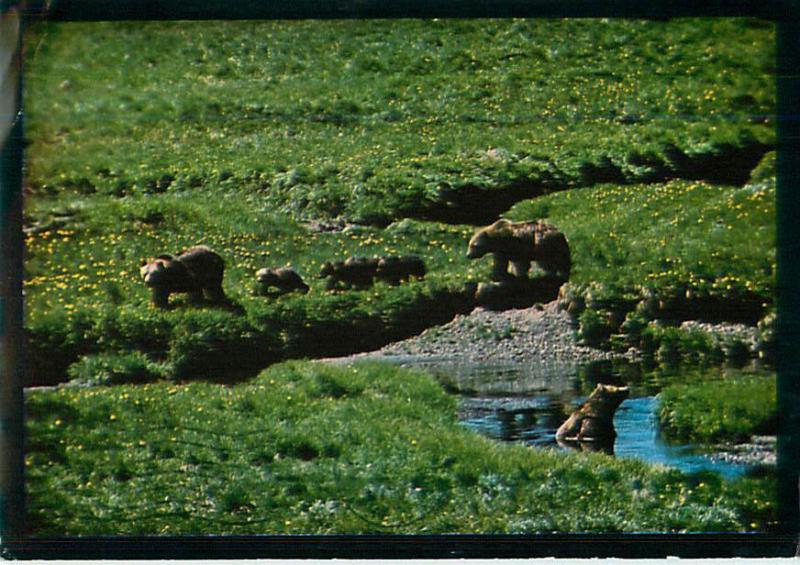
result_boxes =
[376,255,426,285]
[467,219,571,282]
[320,255,426,290]
[555,383,629,444]
[256,267,310,295]
[140,245,225,308]
[320,257,380,290]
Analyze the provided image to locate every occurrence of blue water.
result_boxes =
[460,395,753,479]
[613,397,751,480]
[388,357,766,480]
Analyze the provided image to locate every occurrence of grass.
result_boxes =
[509,174,775,354]
[21,18,776,384]
[25,360,776,535]
[19,18,778,536]
[657,372,777,443]
[22,174,775,385]
[25,18,774,223]
[23,193,485,384]
[508,177,775,301]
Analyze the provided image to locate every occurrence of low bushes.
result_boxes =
[66,352,168,386]
[657,374,777,443]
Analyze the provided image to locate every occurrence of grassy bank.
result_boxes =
[25,360,776,535]
[25,18,774,224]
[508,173,775,353]
[658,373,777,443]
[22,18,776,384]
[23,173,775,385]
[24,193,483,385]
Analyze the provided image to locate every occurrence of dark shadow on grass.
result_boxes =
[474,276,564,311]
[418,141,772,226]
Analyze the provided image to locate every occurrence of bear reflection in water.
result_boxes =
[492,404,567,443]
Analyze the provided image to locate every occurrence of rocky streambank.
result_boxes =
[335,300,622,366]
[709,435,777,467]
[325,300,775,469]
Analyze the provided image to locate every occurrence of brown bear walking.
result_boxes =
[140,245,225,308]
[555,383,629,444]
[466,219,571,282]
[320,257,380,290]
[376,255,426,285]
[256,267,310,295]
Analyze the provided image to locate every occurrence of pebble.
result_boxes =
[340,300,618,366]
[709,435,776,466]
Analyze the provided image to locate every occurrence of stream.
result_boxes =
[377,355,771,480]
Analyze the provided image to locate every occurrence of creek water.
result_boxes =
[380,355,767,480]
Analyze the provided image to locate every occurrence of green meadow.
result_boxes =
[22,17,777,535]
[25,361,776,535]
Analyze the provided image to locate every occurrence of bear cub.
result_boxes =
[255,267,310,296]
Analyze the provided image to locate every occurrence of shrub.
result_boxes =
[677,330,715,365]
[655,327,683,366]
[577,308,613,347]
[66,352,167,386]
[755,310,776,363]
[620,310,649,342]
[168,312,281,382]
[657,374,777,443]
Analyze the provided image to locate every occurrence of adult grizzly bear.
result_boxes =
[376,255,426,285]
[466,219,571,282]
[555,383,629,444]
[256,267,310,295]
[140,245,225,308]
[320,256,380,290]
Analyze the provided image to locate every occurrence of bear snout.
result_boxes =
[255,268,270,284]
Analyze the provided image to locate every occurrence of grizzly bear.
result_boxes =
[555,383,629,444]
[140,245,225,308]
[320,256,380,290]
[376,255,426,285]
[466,219,571,282]
[255,267,310,295]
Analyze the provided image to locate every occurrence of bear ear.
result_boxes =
[156,254,174,261]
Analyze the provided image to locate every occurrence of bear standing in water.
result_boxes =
[555,383,629,444]
[140,245,226,308]
[466,219,571,282]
